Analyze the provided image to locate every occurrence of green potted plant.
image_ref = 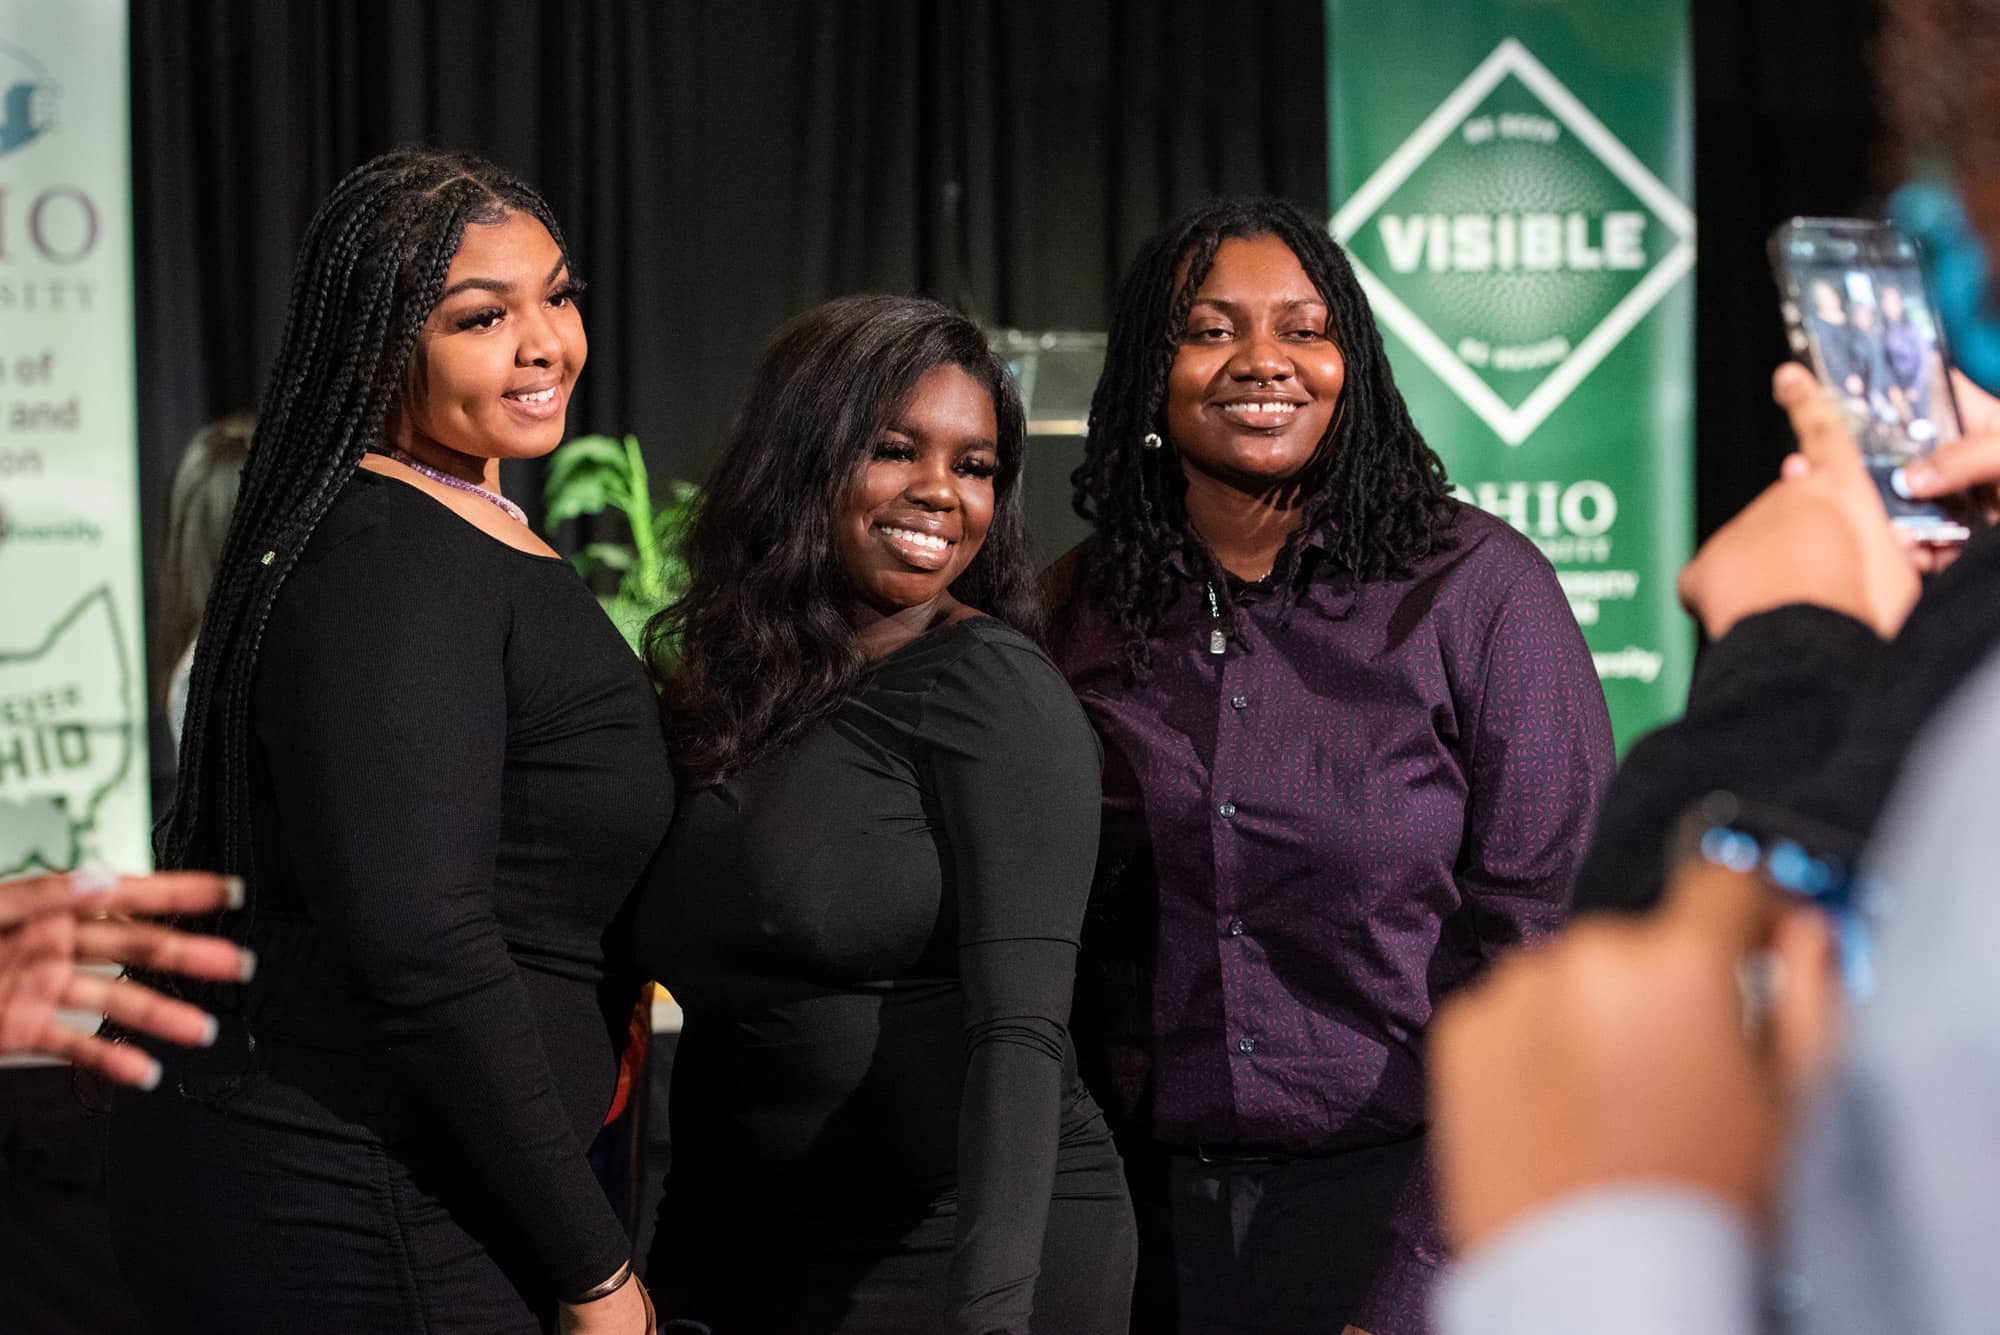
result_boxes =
[542,433,697,655]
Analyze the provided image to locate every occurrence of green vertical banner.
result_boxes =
[1328,4,1694,749]
[0,0,149,876]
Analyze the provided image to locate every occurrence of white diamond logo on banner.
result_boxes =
[1330,38,1695,446]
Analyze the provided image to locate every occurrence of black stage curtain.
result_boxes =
[1692,0,1886,539]
[130,0,1328,807]
[129,0,1888,802]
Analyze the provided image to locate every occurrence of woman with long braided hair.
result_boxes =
[1046,197,1613,1334]
[107,149,667,1334]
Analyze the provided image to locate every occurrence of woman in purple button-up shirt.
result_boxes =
[1046,197,1614,1335]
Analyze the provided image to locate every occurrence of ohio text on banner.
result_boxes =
[1327,2,1694,749]
[0,0,148,877]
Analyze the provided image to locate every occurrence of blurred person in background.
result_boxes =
[1805,279,1870,403]
[1878,284,1932,427]
[156,413,252,751]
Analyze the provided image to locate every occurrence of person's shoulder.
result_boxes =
[911,617,1100,766]
[1041,538,1125,669]
[1420,501,1566,600]
[900,617,1074,708]
[1436,500,1552,573]
[899,614,1058,684]
[303,470,447,564]
[283,472,512,617]
[1041,539,1099,612]
[1409,500,1578,651]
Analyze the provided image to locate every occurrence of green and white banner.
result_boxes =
[0,0,147,876]
[1328,3,1694,749]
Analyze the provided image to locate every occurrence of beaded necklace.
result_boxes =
[384,448,528,526]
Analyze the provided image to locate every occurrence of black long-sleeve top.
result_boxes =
[243,469,673,1297]
[1575,523,2000,914]
[636,617,1110,1334]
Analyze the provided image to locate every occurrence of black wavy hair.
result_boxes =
[648,295,1040,788]
[1068,196,1456,677]
[158,148,571,908]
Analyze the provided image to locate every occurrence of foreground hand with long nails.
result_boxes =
[0,869,253,1088]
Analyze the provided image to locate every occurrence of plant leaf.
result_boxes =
[545,474,616,526]
[575,542,635,575]
[544,436,632,501]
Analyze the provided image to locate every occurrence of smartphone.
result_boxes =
[1770,217,1975,541]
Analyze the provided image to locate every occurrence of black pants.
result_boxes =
[109,1057,552,1334]
[653,1147,1138,1333]
[0,1068,146,1335]
[1124,1137,1437,1335]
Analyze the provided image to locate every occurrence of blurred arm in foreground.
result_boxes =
[1430,370,2000,1333]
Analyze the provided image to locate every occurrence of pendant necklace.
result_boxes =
[385,448,528,526]
[1204,583,1226,655]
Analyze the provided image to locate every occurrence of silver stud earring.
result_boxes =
[1141,432,1163,451]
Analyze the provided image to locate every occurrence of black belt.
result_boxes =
[1184,1143,1341,1166]
[1169,1132,1427,1167]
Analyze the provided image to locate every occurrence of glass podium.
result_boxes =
[989,328,1106,565]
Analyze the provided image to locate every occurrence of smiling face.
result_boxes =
[398,209,585,468]
[1164,233,1345,496]
[833,362,1000,623]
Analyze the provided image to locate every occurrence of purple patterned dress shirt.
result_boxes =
[1049,503,1613,1327]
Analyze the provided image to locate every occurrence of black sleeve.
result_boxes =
[257,530,629,1299]
[1789,530,2000,842]
[1571,605,1886,915]
[918,636,1102,1335]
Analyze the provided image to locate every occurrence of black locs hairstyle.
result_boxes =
[1068,196,1456,676]
[648,294,1041,789]
[159,149,571,882]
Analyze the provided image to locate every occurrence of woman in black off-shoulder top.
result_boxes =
[636,295,1136,1334]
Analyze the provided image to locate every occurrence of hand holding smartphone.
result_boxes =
[1770,217,1978,541]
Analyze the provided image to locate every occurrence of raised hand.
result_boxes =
[1678,364,1921,640]
[0,870,253,1088]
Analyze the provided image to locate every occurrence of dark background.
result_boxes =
[131,0,1887,805]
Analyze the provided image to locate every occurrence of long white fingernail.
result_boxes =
[70,864,117,895]
[237,949,258,983]
[197,1014,219,1047]
[138,1057,163,1090]
[223,877,246,910]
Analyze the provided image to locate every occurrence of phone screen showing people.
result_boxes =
[1773,219,1971,540]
